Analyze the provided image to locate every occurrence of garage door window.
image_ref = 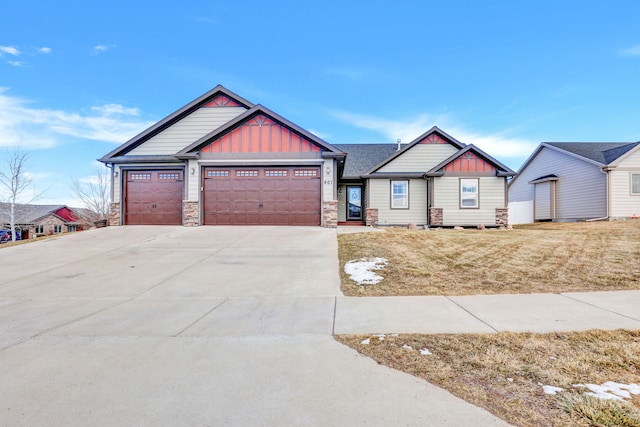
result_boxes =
[266,170,288,177]
[236,170,258,177]
[130,173,151,180]
[294,169,318,177]
[207,170,229,177]
[159,172,180,180]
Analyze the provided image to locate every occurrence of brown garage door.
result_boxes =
[203,166,321,226]
[125,170,183,225]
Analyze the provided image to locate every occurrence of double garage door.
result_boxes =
[124,166,321,226]
[203,166,321,226]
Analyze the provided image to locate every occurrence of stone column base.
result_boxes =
[429,207,443,226]
[108,202,121,226]
[323,200,338,228]
[365,208,378,226]
[496,208,509,226]
[183,201,199,226]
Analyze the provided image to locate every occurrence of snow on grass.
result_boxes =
[344,257,388,285]
[538,383,565,395]
[420,348,432,355]
[573,382,640,401]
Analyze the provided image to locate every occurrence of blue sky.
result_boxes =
[1,1,640,206]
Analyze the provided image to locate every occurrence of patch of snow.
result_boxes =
[374,334,386,341]
[361,338,370,345]
[420,348,432,355]
[402,344,412,350]
[538,382,564,395]
[573,382,640,401]
[507,378,513,383]
[344,257,388,285]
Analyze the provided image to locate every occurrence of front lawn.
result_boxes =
[337,330,640,427]
[338,221,640,296]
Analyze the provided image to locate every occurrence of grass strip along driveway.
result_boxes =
[337,222,640,427]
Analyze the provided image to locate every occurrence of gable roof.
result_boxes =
[545,142,640,164]
[333,144,398,178]
[509,141,640,187]
[99,85,254,162]
[0,204,76,225]
[365,126,466,174]
[176,104,345,158]
[426,144,516,177]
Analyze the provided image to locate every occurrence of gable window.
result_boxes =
[632,174,640,195]
[460,179,479,208]
[391,180,409,209]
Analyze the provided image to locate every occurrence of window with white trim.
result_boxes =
[460,178,479,208]
[391,180,409,209]
[35,224,44,234]
[53,225,63,234]
[632,174,640,194]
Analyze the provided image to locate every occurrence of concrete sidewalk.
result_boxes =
[334,290,640,334]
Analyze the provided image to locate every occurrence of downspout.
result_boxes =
[587,167,610,222]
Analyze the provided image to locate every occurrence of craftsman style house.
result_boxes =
[100,86,515,228]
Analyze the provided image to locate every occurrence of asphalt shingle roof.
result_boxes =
[0,203,65,224]
[334,144,399,177]
[545,142,640,165]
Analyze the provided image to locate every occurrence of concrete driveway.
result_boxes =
[0,226,507,426]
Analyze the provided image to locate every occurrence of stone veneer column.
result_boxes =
[365,208,378,226]
[429,207,443,226]
[183,201,199,227]
[495,208,509,226]
[323,200,338,228]
[108,202,121,226]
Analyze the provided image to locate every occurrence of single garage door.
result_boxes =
[125,170,184,225]
[203,166,321,226]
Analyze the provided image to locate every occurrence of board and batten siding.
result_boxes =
[433,177,505,226]
[377,144,459,173]
[368,178,428,224]
[128,107,247,155]
[508,146,606,219]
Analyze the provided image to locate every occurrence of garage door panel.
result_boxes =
[203,166,320,226]
[125,170,183,225]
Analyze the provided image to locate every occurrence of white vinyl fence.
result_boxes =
[508,200,534,225]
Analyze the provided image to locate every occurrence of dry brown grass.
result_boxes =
[339,221,640,296]
[336,330,640,427]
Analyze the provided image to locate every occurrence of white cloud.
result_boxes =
[0,88,154,149]
[92,44,115,55]
[331,109,537,160]
[91,104,140,116]
[38,47,52,54]
[8,61,24,67]
[0,45,20,56]
[620,44,640,56]
[331,110,442,144]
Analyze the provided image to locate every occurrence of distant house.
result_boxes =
[0,204,97,239]
[508,141,640,223]
[99,85,515,228]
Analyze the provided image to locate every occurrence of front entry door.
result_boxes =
[347,186,362,220]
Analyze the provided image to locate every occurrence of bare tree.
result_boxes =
[70,166,110,221]
[0,148,34,242]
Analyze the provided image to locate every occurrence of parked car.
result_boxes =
[0,229,22,243]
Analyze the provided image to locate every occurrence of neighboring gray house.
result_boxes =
[508,141,640,222]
